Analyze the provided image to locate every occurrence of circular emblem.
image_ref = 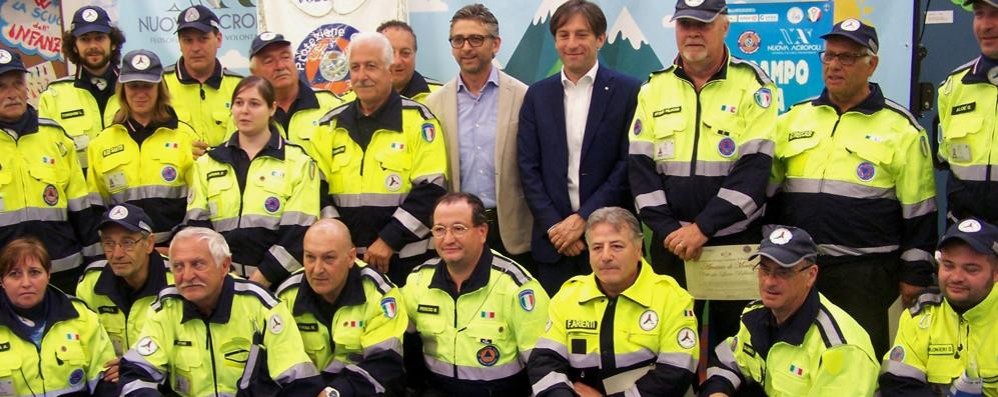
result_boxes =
[69,368,85,385]
[81,8,99,22]
[856,161,876,181]
[639,309,659,331]
[685,0,706,7]
[677,327,697,349]
[717,137,737,157]
[786,7,804,24]
[184,7,201,23]
[264,196,281,213]
[0,49,11,65]
[988,66,998,85]
[958,219,982,233]
[737,31,761,55]
[131,54,151,71]
[136,336,158,356]
[43,184,59,206]
[840,19,861,32]
[296,23,359,95]
[260,32,277,41]
[269,313,284,334]
[476,345,500,366]
[109,205,129,220]
[769,227,793,245]
[888,345,905,362]
[632,119,643,135]
[161,165,177,182]
[385,173,402,192]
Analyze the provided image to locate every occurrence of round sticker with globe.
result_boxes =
[856,161,876,182]
[264,196,281,213]
[0,50,12,65]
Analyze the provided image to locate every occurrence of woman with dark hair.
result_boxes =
[185,76,320,288]
[87,49,199,248]
[0,237,117,396]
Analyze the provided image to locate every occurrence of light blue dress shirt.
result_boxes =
[456,67,500,208]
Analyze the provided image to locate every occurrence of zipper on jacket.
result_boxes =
[206,322,220,396]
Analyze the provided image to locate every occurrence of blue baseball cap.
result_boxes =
[71,6,112,37]
[751,225,819,268]
[939,218,998,256]
[99,204,153,234]
[0,47,27,76]
[821,18,879,54]
[672,0,728,23]
[176,5,220,33]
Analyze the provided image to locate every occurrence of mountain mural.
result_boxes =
[506,2,662,84]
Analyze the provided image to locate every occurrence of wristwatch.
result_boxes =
[323,387,340,397]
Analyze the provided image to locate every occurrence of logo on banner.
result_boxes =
[787,7,804,24]
[807,7,823,22]
[295,23,360,96]
[738,31,761,54]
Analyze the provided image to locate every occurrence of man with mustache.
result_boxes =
[0,46,102,294]
[528,207,698,397]
[700,226,878,396]
[403,192,549,396]
[768,19,936,357]
[937,0,998,226]
[377,20,442,104]
[118,227,323,396]
[248,31,344,152]
[628,0,777,353]
[39,5,126,172]
[879,218,998,396]
[312,32,447,286]
[165,5,242,148]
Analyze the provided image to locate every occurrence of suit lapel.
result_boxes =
[443,80,461,190]
[580,66,612,160]
[495,71,512,180]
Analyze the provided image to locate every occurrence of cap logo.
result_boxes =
[988,66,998,85]
[109,205,129,220]
[81,8,99,22]
[840,19,861,31]
[769,228,793,245]
[958,219,982,233]
[685,0,706,6]
[0,50,11,65]
[184,8,200,22]
[260,32,277,41]
[131,54,151,70]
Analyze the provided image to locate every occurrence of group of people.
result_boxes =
[0,0,995,395]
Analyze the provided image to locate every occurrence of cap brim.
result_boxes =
[250,40,291,58]
[672,9,726,23]
[176,22,213,33]
[72,25,112,37]
[750,251,814,268]
[939,234,997,256]
[120,73,162,83]
[0,66,28,75]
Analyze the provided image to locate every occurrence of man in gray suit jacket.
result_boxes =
[425,3,534,272]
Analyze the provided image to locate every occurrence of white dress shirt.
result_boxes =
[561,62,599,211]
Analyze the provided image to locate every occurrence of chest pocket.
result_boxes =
[944,113,984,141]
[844,139,894,184]
[253,167,289,205]
[565,328,599,368]
[942,114,984,164]
[779,138,820,177]
[0,348,21,397]
[332,322,364,353]
[55,340,88,367]
[652,114,685,162]
[702,113,747,160]
[374,150,411,173]
[297,322,330,361]
[0,163,11,188]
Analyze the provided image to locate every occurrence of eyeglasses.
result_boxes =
[753,263,813,279]
[448,34,493,49]
[430,224,473,238]
[818,51,870,66]
[101,238,143,251]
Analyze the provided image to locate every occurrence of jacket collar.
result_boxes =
[124,107,180,135]
[0,105,39,137]
[429,248,493,296]
[208,123,286,164]
[812,82,886,115]
[743,287,821,357]
[181,275,236,323]
[400,70,432,98]
[73,65,119,92]
[285,79,321,113]
[576,259,655,307]
[962,55,998,84]
[293,264,366,324]
[174,58,224,89]
[94,253,170,311]
[338,90,403,135]
[0,286,79,342]
[958,283,998,323]
[674,47,730,85]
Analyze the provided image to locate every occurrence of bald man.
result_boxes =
[276,219,408,396]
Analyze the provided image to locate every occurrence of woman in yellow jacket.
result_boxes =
[0,237,117,396]
[87,50,199,247]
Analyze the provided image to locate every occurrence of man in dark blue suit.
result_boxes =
[518,0,641,295]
